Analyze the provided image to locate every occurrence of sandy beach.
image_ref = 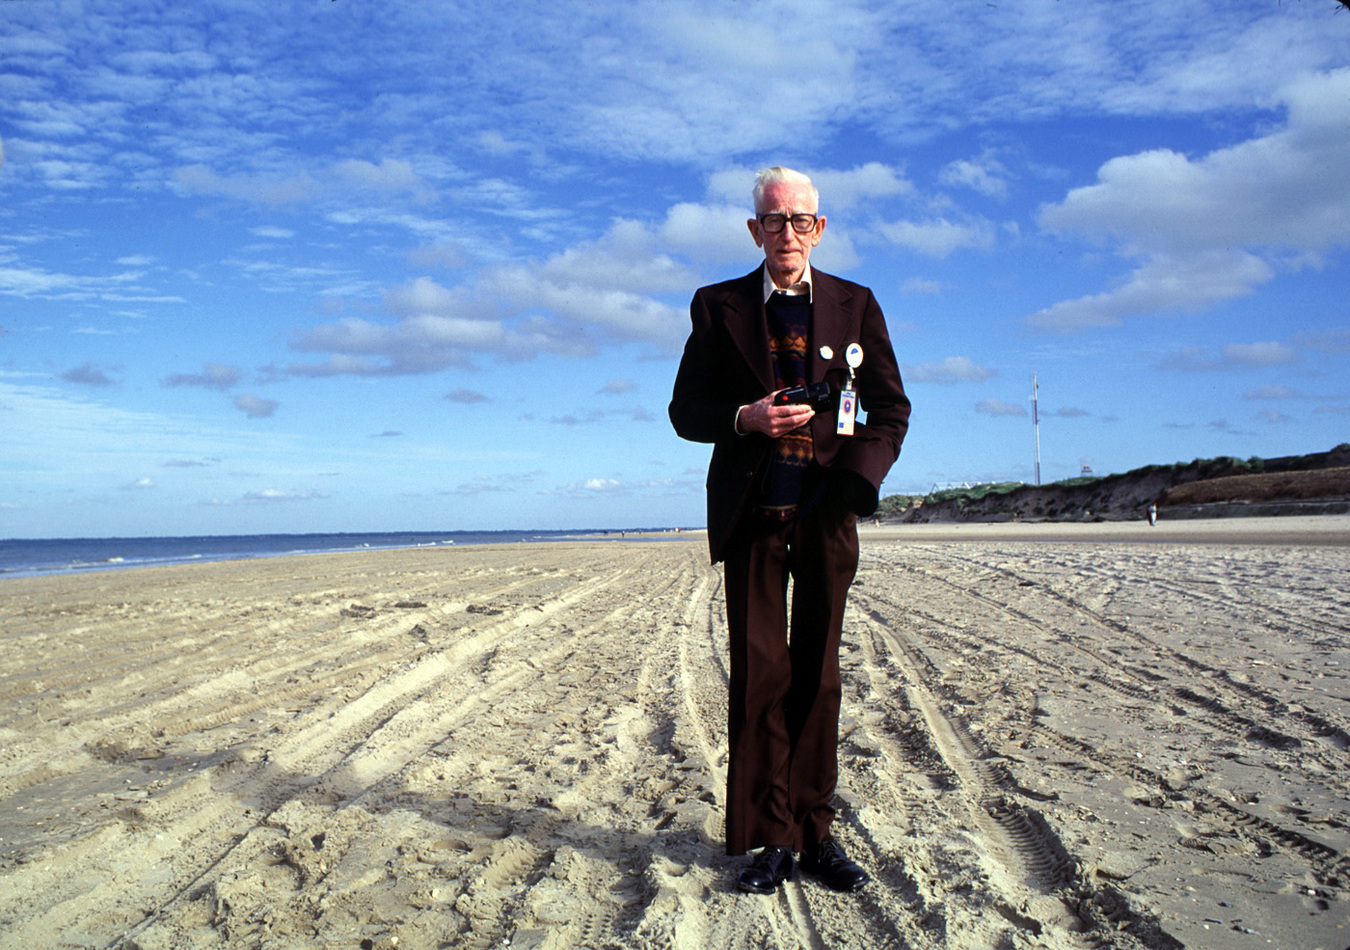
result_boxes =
[2,518,1347,950]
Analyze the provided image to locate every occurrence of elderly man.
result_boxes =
[669,167,910,894]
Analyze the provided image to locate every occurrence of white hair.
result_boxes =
[752,166,819,214]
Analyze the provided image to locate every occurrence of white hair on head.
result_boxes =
[753,166,819,214]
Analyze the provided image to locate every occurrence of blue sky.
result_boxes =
[2,1,1348,538]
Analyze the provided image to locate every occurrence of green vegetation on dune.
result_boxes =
[878,444,1350,523]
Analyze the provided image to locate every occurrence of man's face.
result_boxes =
[748,180,826,287]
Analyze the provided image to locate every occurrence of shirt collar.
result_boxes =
[762,263,813,304]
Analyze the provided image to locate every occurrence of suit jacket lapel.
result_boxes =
[807,270,853,382]
[720,265,854,391]
[723,266,775,392]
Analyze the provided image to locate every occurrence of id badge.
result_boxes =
[836,388,857,436]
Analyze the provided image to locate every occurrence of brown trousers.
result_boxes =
[721,502,859,856]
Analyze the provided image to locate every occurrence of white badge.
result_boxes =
[819,345,833,360]
[836,388,857,437]
[838,343,862,436]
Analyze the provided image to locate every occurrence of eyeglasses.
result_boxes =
[757,213,818,234]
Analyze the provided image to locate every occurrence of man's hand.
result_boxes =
[738,391,815,438]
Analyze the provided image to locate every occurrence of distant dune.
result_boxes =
[884,443,1350,523]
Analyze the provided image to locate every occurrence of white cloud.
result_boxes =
[234,394,279,418]
[109,48,216,74]
[0,380,293,479]
[446,476,511,497]
[1028,250,1274,332]
[173,164,318,206]
[975,398,1028,417]
[1224,342,1299,368]
[1244,385,1305,400]
[549,407,654,427]
[333,158,432,201]
[857,3,1343,134]
[903,356,996,385]
[567,5,879,164]
[163,363,243,391]
[409,241,467,270]
[289,217,699,376]
[1044,101,1350,253]
[659,202,759,265]
[1157,341,1299,372]
[61,362,116,386]
[9,1,1343,204]
[0,261,167,301]
[1208,419,1254,435]
[290,310,596,375]
[384,276,468,317]
[207,489,329,506]
[571,478,621,493]
[1295,326,1350,354]
[706,165,760,206]
[164,457,221,468]
[530,219,693,296]
[940,156,1008,199]
[247,489,322,502]
[899,278,943,295]
[475,130,544,164]
[1095,11,1345,116]
[808,162,914,210]
[879,216,996,258]
[1032,68,1350,332]
[542,4,1340,165]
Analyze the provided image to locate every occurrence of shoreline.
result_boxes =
[4,514,1347,581]
[0,529,690,581]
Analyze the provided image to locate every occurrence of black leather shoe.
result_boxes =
[736,846,794,894]
[800,836,869,892]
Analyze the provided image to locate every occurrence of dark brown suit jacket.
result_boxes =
[669,265,911,563]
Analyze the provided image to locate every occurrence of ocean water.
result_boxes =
[0,530,624,579]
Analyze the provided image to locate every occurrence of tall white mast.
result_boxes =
[1031,373,1041,486]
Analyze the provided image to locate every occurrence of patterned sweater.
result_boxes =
[758,292,817,519]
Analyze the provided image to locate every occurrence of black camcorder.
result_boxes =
[773,381,832,408]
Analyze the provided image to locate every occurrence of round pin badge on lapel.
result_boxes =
[819,345,833,360]
[845,343,864,368]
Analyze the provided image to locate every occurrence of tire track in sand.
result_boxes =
[2,548,643,948]
[860,548,1350,893]
[855,601,1084,939]
[910,548,1350,757]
